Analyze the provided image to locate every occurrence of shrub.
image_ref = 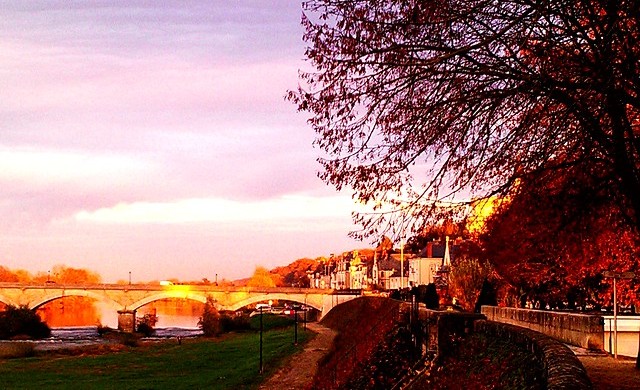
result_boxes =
[136,322,155,337]
[414,283,440,309]
[219,312,251,333]
[474,279,498,313]
[97,324,114,336]
[249,313,295,331]
[198,297,221,336]
[136,313,157,337]
[0,305,51,340]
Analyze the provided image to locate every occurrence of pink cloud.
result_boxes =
[0,1,363,283]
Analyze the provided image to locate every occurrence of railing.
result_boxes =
[0,282,339,294]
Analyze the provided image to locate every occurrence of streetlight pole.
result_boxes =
[294,307,298,345]
[400,239,405,290]
[129,271,131,285]
[603,271,635,359]
[614,276,618,359]
[259,307,264,374]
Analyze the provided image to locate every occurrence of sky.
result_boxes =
[0,0,365,283]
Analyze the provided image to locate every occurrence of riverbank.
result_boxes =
[0,326,311,389]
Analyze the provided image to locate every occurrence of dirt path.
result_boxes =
[259,322,336,390]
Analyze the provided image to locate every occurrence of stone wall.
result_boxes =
[117,310,136,333]
[481,306,604,350]
[475,320,593,390]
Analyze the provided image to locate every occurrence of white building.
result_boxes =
[408,257,442,286]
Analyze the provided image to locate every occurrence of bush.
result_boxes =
[219,312,251,333]
[198,297,221,336]
[249,313,295,331]
[474,279,498,313]
[424,283,440,309]
[199,299,253,336]
[136,313,157,337]
[0,305,51,340]
[136,322,155,337]
[411,284,440,309]
[97,324,114,336]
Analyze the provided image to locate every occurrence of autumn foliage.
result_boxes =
[477,164,640,308]
[291,0,640,250]
[0,265,103,327]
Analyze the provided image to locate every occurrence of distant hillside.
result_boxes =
[233,247,379,287]
[268,248,379,287]
[269,258,319,287]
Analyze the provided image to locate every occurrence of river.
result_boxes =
[33,326,203,351]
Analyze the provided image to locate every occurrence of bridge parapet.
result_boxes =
[0,283,360,329]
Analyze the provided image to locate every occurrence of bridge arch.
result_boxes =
[0,293,13,308]
[130,291,209,311]
[227,293,323,312]
[30,290,121,311]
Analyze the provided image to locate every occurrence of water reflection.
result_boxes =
[35,297,205,329]
[138,298,205,329]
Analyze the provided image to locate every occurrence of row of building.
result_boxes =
[308,236,458,290]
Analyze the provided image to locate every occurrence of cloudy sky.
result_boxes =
[0,0,364,283]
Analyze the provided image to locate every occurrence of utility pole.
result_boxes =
[602,271,635,359]
[400,239,405,289]
[259,307,264,374]
[294,307,298,345]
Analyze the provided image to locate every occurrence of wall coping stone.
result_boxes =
[475,320,593,390]
[481,306,604,350]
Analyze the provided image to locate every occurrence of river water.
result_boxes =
[33,326,203,351]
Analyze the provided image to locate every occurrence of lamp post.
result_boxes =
[400,239,405,290]
[259,307,264,374]
[294,307,298,345]
[602,270,635,359]
[129,271,131,285]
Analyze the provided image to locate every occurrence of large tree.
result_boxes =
[478,160,640,308]
[290,0,640,240]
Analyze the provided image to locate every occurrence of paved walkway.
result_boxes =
[569,346,640,389]
[259,322,336,390]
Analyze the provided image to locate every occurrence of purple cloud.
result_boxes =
[0,1,364,282]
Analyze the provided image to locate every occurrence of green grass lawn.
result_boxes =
[0,325,312,390]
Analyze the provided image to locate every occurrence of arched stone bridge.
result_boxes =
[0,283,360,331]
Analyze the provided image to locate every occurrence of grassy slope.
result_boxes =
[0,325,311,390]
[314,296,402,387]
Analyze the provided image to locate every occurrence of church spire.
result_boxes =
[443,235,451,267]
